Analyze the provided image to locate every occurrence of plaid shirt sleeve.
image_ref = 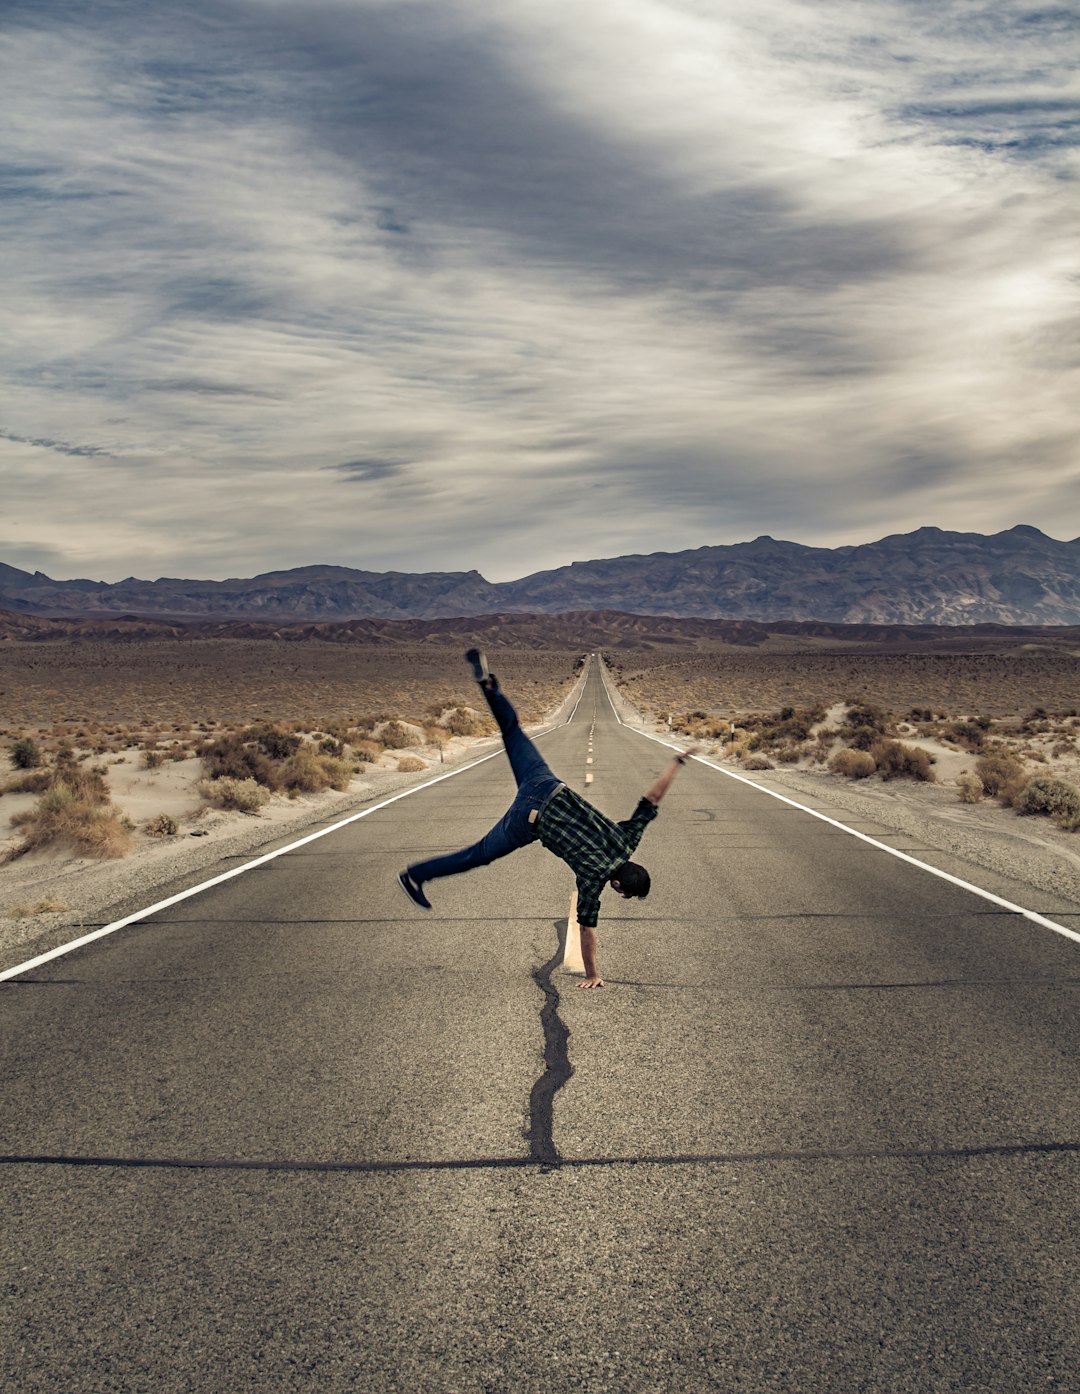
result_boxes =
[617,797,658,853]
[575,875,604,929]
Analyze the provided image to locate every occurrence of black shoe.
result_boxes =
[398,871,432,910]
[464,648,490,684]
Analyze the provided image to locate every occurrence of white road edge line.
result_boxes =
[597,659,1080,950]
[0,669,591,985]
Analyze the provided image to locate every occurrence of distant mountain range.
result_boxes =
[3,525,1079,626]
[3,606,1078,654]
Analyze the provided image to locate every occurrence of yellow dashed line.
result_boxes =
[563,890,584,974]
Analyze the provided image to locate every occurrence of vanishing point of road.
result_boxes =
[3,656,1079,1392]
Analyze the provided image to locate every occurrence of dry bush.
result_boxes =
[42,757,111,806]
[197,777,270,812]
[951,716,992,750]
[11,897,69,916]
[3,768,53,795]
[142,749,165,770]
[871,740,936,782]
[842,704,893,752]
[424,725,450,749]
[1013,777,1080,831]
[144,812,179,837]
[741,754,774,771]
[8,784,133,860]
[351,738,385,764]
[201,734,283,790]
[975,750,1026,801]
[396,756,427,773]
[956,771,984,803]
[829,748,876,779]
[11,737,42,769]
[243,723,302,760]
[278,749,353,793]
[444,707,488,738]
[378,720,421,750]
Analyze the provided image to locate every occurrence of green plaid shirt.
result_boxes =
[537,786,658,928]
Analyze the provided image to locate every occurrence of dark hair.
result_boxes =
[612,861,650,898]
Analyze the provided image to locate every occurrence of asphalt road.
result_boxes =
[3,657,1080,1393]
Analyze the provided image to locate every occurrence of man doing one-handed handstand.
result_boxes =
[397,650,696,988]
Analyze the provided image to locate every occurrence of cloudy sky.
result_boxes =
[2,0,1078,582]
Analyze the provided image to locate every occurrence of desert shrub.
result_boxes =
[11,897,68,916]
[871,740,935,782]
[956,771,983,804]
[845,703,889,732]
[144,812,179,837]
[951,720,985,750]
[53,762,110,804]
[11,737,42,769]
[829,748,876,779]
[444,707,487,738]
[8,784,133,860]
[142,749,165,770]
[397,756,427,773]
[975,750,1025,800]
[741,754,774,771]
[3,768,53,795]
[424,725,449,749]
[201,734,283,790]
[378,720,421,750]
[1013,777,1080,830]
[319,736,345,757]
[197,777,270,813]
[243,723,302,760]
[351,739,384,764]
[743,706,824,750]
[278,749,353,793]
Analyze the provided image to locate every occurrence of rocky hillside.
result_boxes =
[3,526,1079,625]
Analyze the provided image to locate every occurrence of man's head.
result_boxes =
[610,861,650,899]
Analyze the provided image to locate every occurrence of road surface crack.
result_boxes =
[528,921,573,1169]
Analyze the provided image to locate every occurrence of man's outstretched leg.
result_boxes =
[397,650,559,910]
[465,649,558,793]
[399,810,522,909]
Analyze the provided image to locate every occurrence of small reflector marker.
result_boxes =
[584,772,593,785]
[586,756,593,765]
[563,891,585,974]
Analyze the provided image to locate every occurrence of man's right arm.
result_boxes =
[643,747,700,806]
[575,878,604,989]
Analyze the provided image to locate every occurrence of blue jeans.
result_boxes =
[408,682,561,884]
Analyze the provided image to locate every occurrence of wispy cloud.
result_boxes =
[1,0,1077,581]
[0,428,113,459]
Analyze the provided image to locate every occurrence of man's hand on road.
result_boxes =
[577,976,605,989]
